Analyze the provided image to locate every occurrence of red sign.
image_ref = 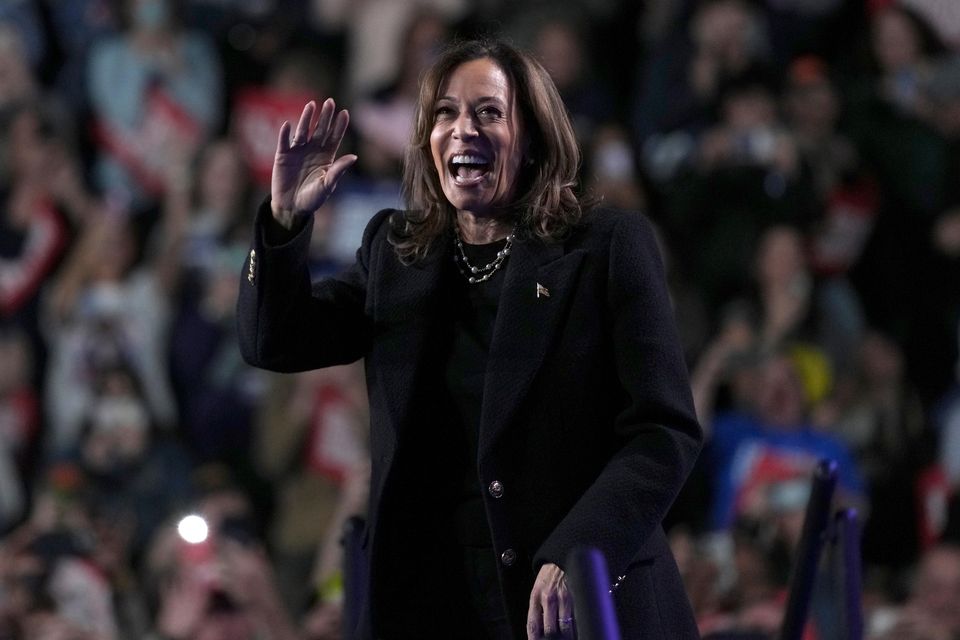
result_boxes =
[232,87,317,187]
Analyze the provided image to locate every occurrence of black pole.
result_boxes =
[341,515,367,640]
[780,459,838,640]
[834,509,864,640]
[566,546,622,640]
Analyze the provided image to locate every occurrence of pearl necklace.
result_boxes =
[453,225,515,284]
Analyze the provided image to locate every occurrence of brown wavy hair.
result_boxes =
[392,39,585,264]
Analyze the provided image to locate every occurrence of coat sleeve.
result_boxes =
[533,212,703,577]
[236,200,391,373]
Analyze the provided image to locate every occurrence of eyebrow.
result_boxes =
[436,95,506,104]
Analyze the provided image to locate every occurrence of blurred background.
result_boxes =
[1,0,960,638]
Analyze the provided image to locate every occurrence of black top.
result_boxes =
[444,237,508,547]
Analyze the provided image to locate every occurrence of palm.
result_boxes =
[272,99,357,220]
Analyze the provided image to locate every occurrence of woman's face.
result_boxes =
[430,57,527,219]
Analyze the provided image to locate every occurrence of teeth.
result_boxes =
[451,154,488,165]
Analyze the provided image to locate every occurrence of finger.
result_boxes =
[309,99,323,134]
[527,599,543,640]
[276,120,292,154]
[324,107,351,154]
[557,579,575,639]
[324,154,358,192]
[541,591,560,637]
[558,605,575,639]
[294,101,316,144]
[313,98,336,145]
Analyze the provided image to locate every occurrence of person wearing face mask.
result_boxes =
[86,0,222,209]
[76,367,193,543]
[238,39,702,639]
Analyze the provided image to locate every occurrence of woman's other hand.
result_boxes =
[271,98,358,230]
[527,563,575,639]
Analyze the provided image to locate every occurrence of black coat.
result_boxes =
[238,201,703,639]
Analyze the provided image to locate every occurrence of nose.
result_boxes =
[453,111,478,139]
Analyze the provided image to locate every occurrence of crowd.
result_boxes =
[1,0,960,638]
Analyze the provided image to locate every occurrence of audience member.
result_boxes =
[635,0,772,182]
[86,0,222,209]
[43,209,178,455]
[253,363,368,617]
[846,3,959,403]
[658,68,817,312]
[783,55,882,288]
[756,225,865,376]
[74,364,194,556]
[351,10,448,167]
[338,0,467,101]
[818,330,932,568]
[846,1,952,213]
[0,100,97,405]
[164,138,264,464]
[146,475,300,640]
[693,346,865,530]
[870,542,960,639]
[530,17,615,146]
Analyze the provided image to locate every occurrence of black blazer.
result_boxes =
[238,201,703,639]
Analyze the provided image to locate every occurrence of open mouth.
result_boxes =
[449,153,490,186]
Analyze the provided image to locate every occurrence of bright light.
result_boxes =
[177,515,209,544]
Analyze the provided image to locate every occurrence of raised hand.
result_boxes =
[271,98,358,230]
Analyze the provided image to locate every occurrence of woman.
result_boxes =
[238,40,702,639]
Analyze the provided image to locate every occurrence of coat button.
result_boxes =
[500,549,517,567]
[488,480,504,498]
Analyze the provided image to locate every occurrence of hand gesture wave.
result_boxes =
[271,98,357,229]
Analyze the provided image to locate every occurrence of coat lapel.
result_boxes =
[478,238,586,457]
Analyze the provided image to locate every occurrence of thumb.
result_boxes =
[324,154,358,193]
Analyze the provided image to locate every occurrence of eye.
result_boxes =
[434,105,455,119]
[478,105,503,119]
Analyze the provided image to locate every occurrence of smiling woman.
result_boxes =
[428,58,526,235]
[396,39,584,264]
[238,38,702,640]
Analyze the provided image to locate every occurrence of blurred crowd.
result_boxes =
[2,0,960,638]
